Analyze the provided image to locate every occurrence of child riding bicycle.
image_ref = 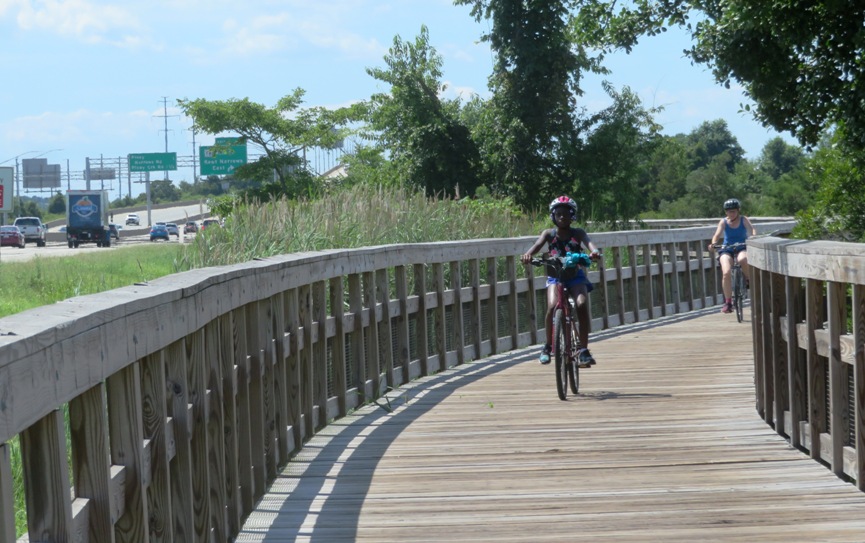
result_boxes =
[708,198,756,314]
[521,196,600,367]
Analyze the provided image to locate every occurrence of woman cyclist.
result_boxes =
[708,198,756,314]
[521,196,600,367]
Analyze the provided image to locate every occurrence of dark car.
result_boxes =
[184,221,198,234]
[0,225,25,248]
[108,223,120,240]
[149,224,170,242]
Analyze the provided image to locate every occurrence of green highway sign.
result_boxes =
[129,152,177,172]
[200,138,247,176]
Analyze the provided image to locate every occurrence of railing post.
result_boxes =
[107,363,148,543]
[613,247,625,326]
[21,409,73,542]
[806,279,827,460]
[486,257,499,354]
[469,259,483,359]
[432,262,447,370]
[0,445,15,543]
[827,280,848,477]
[414,264,429,376]
[376,268,395,385]
[853,284,865,491]
[313,281,329,417]
[362,272,380,396]
[751,267,765,418]
[785,276,805,448]
[348,275,366,396]
[525,259,539,346]
[506,255,519,349]
[451,261,465,365]
[330,277,348,417]
[628,245,640,322]
[770,272,787,433]
[655,242,668,316]
[395,266,411,383]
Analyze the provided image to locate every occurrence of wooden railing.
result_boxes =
[0,221,794,542]
[749,236,865,489]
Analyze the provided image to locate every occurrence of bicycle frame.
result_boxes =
[531,256,583,400]
[712,242,747,322]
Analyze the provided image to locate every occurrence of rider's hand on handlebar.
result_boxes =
[520,253,533,264]
[589,249,601,261]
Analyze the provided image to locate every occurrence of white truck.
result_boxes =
[12,216,46,247]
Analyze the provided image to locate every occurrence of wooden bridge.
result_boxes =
[237,306,865,542]
[2,220,865,542]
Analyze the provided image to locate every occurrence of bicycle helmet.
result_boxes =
[549,195,577,224]
[723,198,741,210]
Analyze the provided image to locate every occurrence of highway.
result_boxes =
[0,202,210,264]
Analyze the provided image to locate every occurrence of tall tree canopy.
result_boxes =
[572,0,865,151]
[178,89,355,199]
[455,0,600,207]
[364,26,481,197]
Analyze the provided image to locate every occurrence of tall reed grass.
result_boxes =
[184,184,541,268]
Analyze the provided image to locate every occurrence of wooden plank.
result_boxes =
[771,272,787,433]
[485,258,499,355]
[853,284,865,490]
[668,242,681,314]
[107,364,148,543]
[0,444,15,543]
[451,261,465,366]
[469,259,483,359]
[217,312,242,535]
[21,409,73,542]
[165,341,194,541]
[204,320,228,542]
[298,285,315,441]
[682,241,694,311]
[185,329,212,542]
[612,247,626,326]
[432,263,447,368]
[330,277,348,417]
[394,266,411,383]
[806,279,827,461]
[347,276,366,396]
[244,303,267,501]
[414,264,429,376]
[376,269,395,388]
[784,276,804,448]
[827,280,848,477]
[140,351,172,543]
[506,256,518,350]
[642,244,654,320]
[751,268,765,418]
[361,273,380,396]
[655,243,668,317]
[270,292,290,465]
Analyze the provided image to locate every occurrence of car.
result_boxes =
[12,217,46,247]
[201,218,221,231]
[165,223,180,237]
[125,214,140,226]
[184,221,198,234]
[149,224,170,242]
[108,223,121,240]
[0,225,25,248]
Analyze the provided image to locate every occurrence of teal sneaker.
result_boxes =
[578,348,596,368]
[539,345,551,365]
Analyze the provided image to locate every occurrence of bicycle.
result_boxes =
[711,242,747,322]
[530,253,596,400]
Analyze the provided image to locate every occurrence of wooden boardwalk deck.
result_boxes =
[237,308,865,542]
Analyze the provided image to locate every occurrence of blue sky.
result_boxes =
[1,0,797,200]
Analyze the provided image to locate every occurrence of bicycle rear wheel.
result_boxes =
[568,317,580,394]
[553,309,568,400]
[733,266,744,322]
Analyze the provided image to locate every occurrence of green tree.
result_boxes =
[363,26,480,197]
[684,120,745,172]
[149,179,181,204]
[178,90,357,199]
[757,137,805,180]
[455,0,598,208]
[48,192,66,214]
[571,0,865,150]
[575,83,661,224]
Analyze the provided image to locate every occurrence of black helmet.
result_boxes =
[723,198,741,210]
[549,195,577,224]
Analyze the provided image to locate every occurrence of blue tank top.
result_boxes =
[723,218,748,245]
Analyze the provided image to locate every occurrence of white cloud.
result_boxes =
[13,0,149,47]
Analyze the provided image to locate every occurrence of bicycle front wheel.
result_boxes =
[733,266,744,322]
[568,317,580,394]
[553,309,568,401]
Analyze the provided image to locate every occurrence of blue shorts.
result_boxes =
[717,246,746,261]
[546,269,594,293]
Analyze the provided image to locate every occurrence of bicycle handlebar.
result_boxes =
[529,252,599,269]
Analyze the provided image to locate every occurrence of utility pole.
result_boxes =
[154,97,179,182]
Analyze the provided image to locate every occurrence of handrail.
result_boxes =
[748,236,865,490]
[0,221,795,542]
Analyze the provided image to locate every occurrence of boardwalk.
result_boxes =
[239,307,865,542]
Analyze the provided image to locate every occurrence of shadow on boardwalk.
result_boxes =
[238,305,865,542]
